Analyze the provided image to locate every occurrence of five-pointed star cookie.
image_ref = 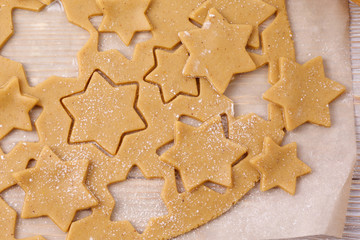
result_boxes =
[189,0,276,49]
[98,0,152,46]
[263,57,346,131]
[12,146,98,232]
[146,46,198,102]
[179,8,256,94]
[160,115,247,192]
[0,198,45,240]
[0,77,38,139]
[250,137,311,195]
[62,72,145,155]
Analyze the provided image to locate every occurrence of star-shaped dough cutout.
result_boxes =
[250,137,311,195]
[160,115,246,192]
[62,72,145,155]
[98,0,152,46]
[189,0,276,49]
[0,77,38,139]
[146,46,198,102]
[0,198,45,240]
[179,8,256,94]
[12,146,98,232]
[263,57,346,131]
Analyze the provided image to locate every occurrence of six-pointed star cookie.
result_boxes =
[12,146,98,232]
[189,0,276,49]
[146,46,198,102]
[160,115,247,192]
[98,0,152,46]
[62,72,145,155]
[263,57,346,131]
[179,8,256,94]
[0,77,38,139]
[250,137,311,195]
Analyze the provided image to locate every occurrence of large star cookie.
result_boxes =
[0,77,38,139]
[263,57,345,131]
[161,115,246,191]
[250,137,311,195]
[189,0,276,49]
[62,72,146,155]
[12,146,98,232]
[179,8,256,94]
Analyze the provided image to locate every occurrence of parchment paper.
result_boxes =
[178,0,357,239]
[0,0,356,239]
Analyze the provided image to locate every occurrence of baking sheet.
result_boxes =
[0,0,358,239]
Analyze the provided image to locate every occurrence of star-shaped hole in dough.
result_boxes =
[179,8,256,94]
[98,0,152,46]
[12,146,98,232]
[62,72,146,155]
[160,115,247,192]
[146,46,198,103]
[189,0,276,49]
[0,77,38,139]
[263,57,346,131]
[250,137,311,195]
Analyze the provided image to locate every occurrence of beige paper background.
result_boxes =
[0,0,357,239]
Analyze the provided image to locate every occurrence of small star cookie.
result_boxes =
[98,0,152,45]
[160,115,246,192]
[263,57,346,131]
[12,146,98,232]
[62,72,146,155]
[146,46,198,103]
[0,77,38,139]
[189,0,276,49]
[250,137,311,195]
[179,8,256,94]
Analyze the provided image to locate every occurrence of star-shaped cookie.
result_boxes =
[146,46,198,102]
[189,0,276,48]
[160,115,246,192]
[98,0,152,46]
[250,137,311,195]
[179,8,256,94]
[0,77,38,139]
[12,146,98,232]
[62,72,146,155]
[263,57,346,131]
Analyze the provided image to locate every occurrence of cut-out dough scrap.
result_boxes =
[0,77,38,139]
[97,0,152,46]
[161,115,246,192]
[263,57,346,131]
[189,0,276,49]
[250,137,311,195]
[62,72,146,155]
[179,8,256,94]
[145,0,204,49]
[0,198,45,240]
[146,45,198,103]
[0,0,45,49]
[12,146,98,232]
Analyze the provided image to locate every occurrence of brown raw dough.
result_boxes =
[0,77,38,139]
[189,0,276,49]
[0,0,45,49]
[145,45,198,103]
[62,72,146,155]
[161,115,247,191]
[179,8,256,94]
[250,137,312,195]
[0,198,45,240]
[263,57,346,131]
[13,146,98,232]
[97,0,152,46]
